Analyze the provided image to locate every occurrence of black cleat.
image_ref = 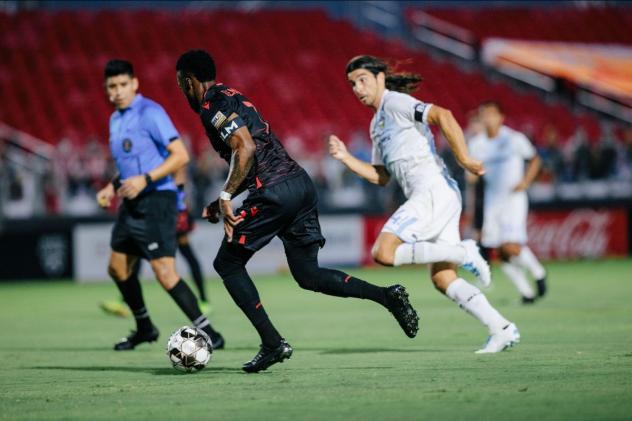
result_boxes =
[242,340,293,373]
[385,284,419,338]
[521,296,536,305]
[113,325,159,350]
[210,332,225,350]
[536,277,547,298]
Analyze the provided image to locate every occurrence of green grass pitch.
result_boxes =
[1,259,631,420]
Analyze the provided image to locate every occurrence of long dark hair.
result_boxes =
[345,55,422,94]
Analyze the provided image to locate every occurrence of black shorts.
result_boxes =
[473,178,485,230]
[110,190,177,260]
[231,170,325,251]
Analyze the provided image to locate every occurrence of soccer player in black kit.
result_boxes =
[175,50,419,373]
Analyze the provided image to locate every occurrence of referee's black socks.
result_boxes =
[114,274,153,332]
[168,279,219,337]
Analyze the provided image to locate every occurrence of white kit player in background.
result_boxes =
[468,101,548,304]
[328,55,519,353]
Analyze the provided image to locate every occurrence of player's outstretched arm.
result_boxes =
[427,106,485,176]
[328,135,390,186]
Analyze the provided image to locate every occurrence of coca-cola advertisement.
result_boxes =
[527,208,628,260]
[362,208,629,263]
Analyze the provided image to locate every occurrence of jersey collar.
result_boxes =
[117,93,143,114]
[203,82,223,99]
[376,89,389,113]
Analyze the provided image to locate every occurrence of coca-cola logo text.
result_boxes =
[527,209,628,259]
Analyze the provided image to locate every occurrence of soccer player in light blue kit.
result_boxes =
[329,56,519,353]
[96,59,224,350]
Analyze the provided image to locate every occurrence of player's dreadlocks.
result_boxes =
[345,55,422,94]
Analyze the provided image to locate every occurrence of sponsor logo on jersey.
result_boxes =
[211,111,227,129]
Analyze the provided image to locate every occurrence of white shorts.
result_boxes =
[481,193,528,248]
[382,176,462,246]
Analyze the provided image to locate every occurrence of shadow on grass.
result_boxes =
[319,347,434,355]
[30,366,243,375]
[0,347,118,352]
[225,346,435,354]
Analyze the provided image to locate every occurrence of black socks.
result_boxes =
[178,243,207,302]
[168,279,218,337]
[114,274,153,331]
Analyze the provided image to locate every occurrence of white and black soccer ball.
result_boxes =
[166,326,213,373]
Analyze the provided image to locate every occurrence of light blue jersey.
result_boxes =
[109,94,179,193]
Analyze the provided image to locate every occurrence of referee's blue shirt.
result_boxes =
[109,94,179,193]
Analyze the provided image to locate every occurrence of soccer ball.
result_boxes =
[166,326,213,373]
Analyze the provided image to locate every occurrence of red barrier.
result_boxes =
[362,216,389,265]
[527,208,628,259]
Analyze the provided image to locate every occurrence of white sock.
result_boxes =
[501,262,535,298]
[515,247,546,280]
[393,242,465,266]
[445,278,509,334]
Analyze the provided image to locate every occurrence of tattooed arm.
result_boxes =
[216,115,256,241]
[224,128,256,195]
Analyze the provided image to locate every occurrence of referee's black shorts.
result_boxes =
[230,170,326,252]
[110,190,177,260]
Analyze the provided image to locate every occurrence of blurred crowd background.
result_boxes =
[1,1,631,220]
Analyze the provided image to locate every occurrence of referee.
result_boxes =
[96,60,223,350]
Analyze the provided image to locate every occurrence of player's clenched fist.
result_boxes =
[459,157,486,177]
[202,199,221,224]
[96,183,115,208]
[328,135,350,161]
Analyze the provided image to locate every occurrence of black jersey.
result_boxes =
[199,83,303,191]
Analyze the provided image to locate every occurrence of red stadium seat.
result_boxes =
[0,8,609,150]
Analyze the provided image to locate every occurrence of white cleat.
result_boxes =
[475,323,521,354]
[461,239,492,287]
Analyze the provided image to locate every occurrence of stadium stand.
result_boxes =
[0,8,604,151]
[413,6,632,44]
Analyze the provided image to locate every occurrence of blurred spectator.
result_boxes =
[538,124,566,183]
[3,120,632,218]
[588,123,618,180]
[622,126,632,180]
[568,127,591,181]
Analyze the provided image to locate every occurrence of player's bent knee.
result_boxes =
[107,259,129,282]
[213,256,232,278]
[431,276,451,293]
[372,247,394,266]
[292,269,320,292]
[107,264,127,282]
[150,258,179,289]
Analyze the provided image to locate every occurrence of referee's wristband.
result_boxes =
[144,173,153,186]
[219,191,232,201]
[112,175,122,190]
